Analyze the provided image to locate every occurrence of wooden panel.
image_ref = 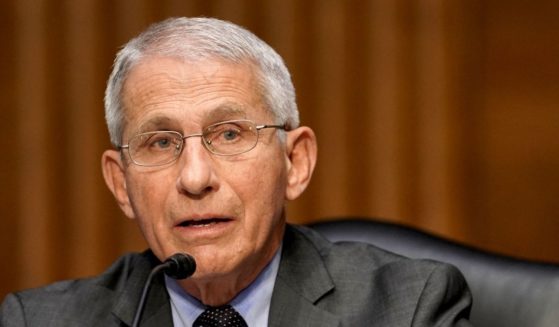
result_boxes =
[1,0,558,301]
[468,0,559,261]
[0,0,20,299]
[13,0,56,289]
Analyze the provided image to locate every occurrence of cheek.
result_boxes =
[125,173,173,245]
[127,174,160,211]
[232,155,286,202]
[229,156,288,231]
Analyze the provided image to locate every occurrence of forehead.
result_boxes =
[121,56,269,133]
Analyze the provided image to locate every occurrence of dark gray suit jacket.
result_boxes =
[1,225,472,326]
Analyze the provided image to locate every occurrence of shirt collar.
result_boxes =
[165,245,282,326]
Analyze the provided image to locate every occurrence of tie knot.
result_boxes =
[193,304,248,327]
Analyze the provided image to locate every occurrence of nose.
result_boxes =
[175,137,217,196]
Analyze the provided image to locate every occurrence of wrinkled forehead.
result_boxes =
[120,56,270,134]
[134,104,252,134]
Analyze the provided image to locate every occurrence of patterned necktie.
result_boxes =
[193,304,248,327]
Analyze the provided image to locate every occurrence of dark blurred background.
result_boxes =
[1,0,558,300]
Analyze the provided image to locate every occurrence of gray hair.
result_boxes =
[104,17,299,147]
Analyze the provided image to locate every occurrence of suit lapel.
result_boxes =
[137,294,174,327]
[269,225,341,327]
[112,251,174,327]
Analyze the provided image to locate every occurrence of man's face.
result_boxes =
[110,57,290,284]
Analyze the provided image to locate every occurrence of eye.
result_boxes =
[221,128,241,141]
[206,122,246,144]
[154,138,170,148]
[141,132,180,151]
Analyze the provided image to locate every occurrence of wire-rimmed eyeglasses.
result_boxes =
[118,119,287,167]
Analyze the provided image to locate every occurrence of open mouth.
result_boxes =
[177,217,232,228]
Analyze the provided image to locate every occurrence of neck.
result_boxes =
[179,244,280,306]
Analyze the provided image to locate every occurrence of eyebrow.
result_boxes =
[203,104,248,124]
[137,116,177,133]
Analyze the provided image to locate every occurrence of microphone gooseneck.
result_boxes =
[131,253,196,327]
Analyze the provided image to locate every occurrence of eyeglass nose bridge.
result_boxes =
[181,132,205,141]
[174,132,208,156]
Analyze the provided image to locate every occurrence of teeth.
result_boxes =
[179,218,226,227]
[191,221,217,227]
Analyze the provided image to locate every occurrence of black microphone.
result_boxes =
[161,253,197,279]
[132,253,196,327]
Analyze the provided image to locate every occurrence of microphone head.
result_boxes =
[163,253,196,279]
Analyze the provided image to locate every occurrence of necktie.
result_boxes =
[193,304,248,327]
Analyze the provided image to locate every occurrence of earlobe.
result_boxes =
[101,150,135,219]
[285,127,318,200]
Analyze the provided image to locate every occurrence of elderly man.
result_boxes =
[1,17,472,326]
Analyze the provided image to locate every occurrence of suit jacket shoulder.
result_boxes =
[0,251,173,327]
[269,225,473,327]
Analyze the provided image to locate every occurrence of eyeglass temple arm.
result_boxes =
[256,124,290,131]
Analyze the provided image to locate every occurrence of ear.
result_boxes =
[284,126,318,200]
[101,150,135,219]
